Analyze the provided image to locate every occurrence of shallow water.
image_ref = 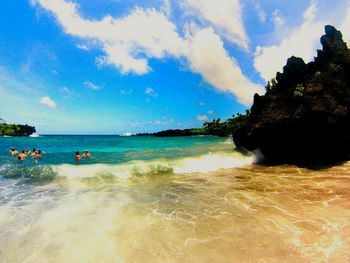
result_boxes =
[0,136,349,262]
[0,135,233,165]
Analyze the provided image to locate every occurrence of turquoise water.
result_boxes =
[0,135,231,165]
[0,135,249,181]
[1,135,349,262]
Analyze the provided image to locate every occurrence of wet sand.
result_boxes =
[0,163,349,262]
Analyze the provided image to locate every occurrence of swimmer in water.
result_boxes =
[31,149,36,157]
[75,151,81,162]
[18,150,27,160]
[34,150,42,158]
[82,151,91,158]
[10,147,19,156]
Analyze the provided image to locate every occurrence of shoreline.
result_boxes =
[0,159,349,262]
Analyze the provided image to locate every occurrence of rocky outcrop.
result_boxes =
[0,123,36,136]
[232,25,350,164]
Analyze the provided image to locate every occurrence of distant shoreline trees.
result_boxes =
[0,118,36,136]
[136,113,248,137]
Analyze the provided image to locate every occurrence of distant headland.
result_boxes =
[136,114,246,137]
[0,118,36,137]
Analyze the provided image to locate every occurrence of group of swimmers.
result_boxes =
[10,148,92,162]
[10,148,42,161]
[75,151,91,162]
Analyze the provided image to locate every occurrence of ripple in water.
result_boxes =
[0,161,349,262]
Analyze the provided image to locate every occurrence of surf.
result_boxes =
[0,150,252,183]
[29,133,41,138]
[52,151,253,179]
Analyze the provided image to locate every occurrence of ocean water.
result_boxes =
[0,135,349,262]
[0,135,251,178]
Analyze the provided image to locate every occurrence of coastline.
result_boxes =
[2,0,350,260]
[0,158,349,262]
[0,135,349,261]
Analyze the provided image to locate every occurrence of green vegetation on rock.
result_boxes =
[293,84,305,97]
[0,119,36,136]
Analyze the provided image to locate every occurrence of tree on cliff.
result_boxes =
[0,123,36,136]
[232,25,350,164]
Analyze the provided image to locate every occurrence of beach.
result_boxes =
[0,135,349,262]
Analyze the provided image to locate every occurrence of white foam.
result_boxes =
[52,151,253,179]
[172,152,253,174]
[53,163,132,179]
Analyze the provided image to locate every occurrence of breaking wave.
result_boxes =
[0,151,253,182]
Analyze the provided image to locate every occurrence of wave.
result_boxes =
[0,164,57,182]
[29,133,41,137]
[0,151,253,182]
[53,151,253,179]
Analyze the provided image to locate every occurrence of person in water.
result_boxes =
[10,147,19,156]
[82,151,91,158]
[18,150,27,160]
[34,150,42,158]
[75,151,81,162]
[31,149,36,157]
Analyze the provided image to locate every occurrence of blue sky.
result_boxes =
[0,0,349,134]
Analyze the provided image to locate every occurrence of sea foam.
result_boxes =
[52,151,253,179]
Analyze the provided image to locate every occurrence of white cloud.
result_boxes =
[208,110,214,115]
[187,27,264,105]
[197,114,208,121]
[76,44,90,51]
[271,10,284,28]
[32,0,186,75]
[61,87,70,93]
[61,86,79,97]
[161,0,171,17]
[198,102,205,106]
[303,0,317,21]
[340,3,350,44]
[182,0,248,49]
[254,1,323,81]
[40,96,56,109]
[254,2,266,23]
[0,85,4,92]
[145,87,157,97]
[84,81,101,90]
[33,0,262,106]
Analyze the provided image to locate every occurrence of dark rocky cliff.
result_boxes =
[232,25,350,164]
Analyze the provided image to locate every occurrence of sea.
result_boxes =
[0,135,349,262]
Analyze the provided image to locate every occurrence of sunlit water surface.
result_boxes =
[0,136,349,262]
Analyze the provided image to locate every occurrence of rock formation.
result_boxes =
[232,25,350,164]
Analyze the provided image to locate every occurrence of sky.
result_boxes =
[0,0,350,134]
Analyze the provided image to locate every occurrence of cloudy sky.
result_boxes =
[0,0,349,134]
